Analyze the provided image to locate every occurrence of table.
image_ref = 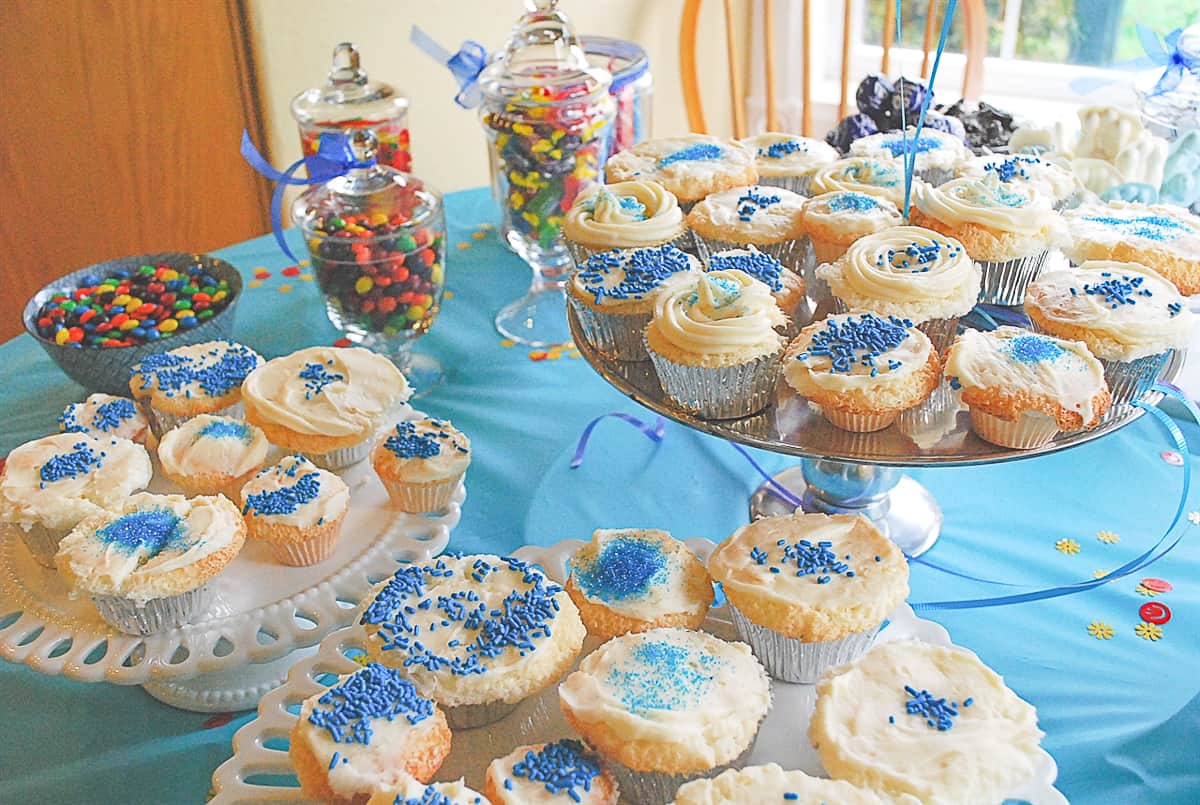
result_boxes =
[1,188,1197,804]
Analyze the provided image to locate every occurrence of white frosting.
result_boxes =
[956,154,1078,204]
[650,269,786,355]
[914,174,1055,236]
[58,394,150,444]
[570,247,700,309]
[241,455,349,528]
[849,128,971,173]
[568,529,709,621]
[158,415,268,479]
[687,185,806,242]
[809,158,914,207]
[365,779,485,805]
[802,191,902,235]
[1063,202,1200,264]
[945,326,1107,427]
[130,340,261,403]
[242,347,411,438]
[564,181,685,247]
[671,763,896,805]
[0,432,151,532]
[605,135,756,200]
[1025,260,1194,360]
[485,742,614,805]
[784,313,934,396]
[372,417,471,484]
[557,628,770,769]
[739,133,838,176]
[812,640,1044,805]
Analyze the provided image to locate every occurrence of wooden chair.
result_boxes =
[680,0,988,138]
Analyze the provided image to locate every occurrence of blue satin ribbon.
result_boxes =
[239,130,374,262]
[409,26,488,109]
[899,0,959,221]
[570,412,665,469]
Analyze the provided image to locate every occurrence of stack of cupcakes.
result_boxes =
[563,180,692,266]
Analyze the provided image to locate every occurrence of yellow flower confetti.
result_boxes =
[1135,621,1163,641]
[477,222,494,231]
[1135,583,1161,597]
[457,242,472,250]
[471,231,487,240]
[500,339,516,348]
[277,284,293,294]
[299,259,310,266]
[1093,569,1110,579]
[444,290,455,299]
[1096,530,1120,544]
[1087,621,1114,640]
[1055,538,1081,555]
[300,274,313,281]
[248,280,262,289]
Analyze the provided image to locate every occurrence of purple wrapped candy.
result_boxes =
[855,73,895,124]
[921,111,968,144]
[826,113,880,154]
[939,99,1017,151]
[889,77,932,123]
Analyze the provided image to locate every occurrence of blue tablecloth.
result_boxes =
[1,188,1197,804]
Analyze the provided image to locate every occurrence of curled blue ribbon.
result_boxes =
[410,26,488,109]
[571,412,665,469]
[239,129,374,262]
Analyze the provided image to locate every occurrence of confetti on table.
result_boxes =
[201,713,234,730]
[478,222,494,231]
[248,280,262,289]
[1140,577,1172,594]
[471,231,487,240]
[1135,621,1163,641]
[253,269,271,280]
[1093,569,1110,579]
[282,266,301,277]
[1087,621,1114,640]
[457,242,472,250]
[500,339,516,348]
[1055,538,1080,555]
[1136,583,1162,597]
[1139,601,1171,625]
[1096,530,1120,544]
[444,290,455,299]
[299,259,310,266]
[300,274,313,281]
[277,284,293,294]
[1160,450,1183,466]
[333,338,352,348]
[1189,511,1200,525]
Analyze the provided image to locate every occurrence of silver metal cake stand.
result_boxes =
[567,306,1182,557]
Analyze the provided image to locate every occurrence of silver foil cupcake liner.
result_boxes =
[444,699,520,730]
[142,400,245,440]
[568,296,653,362]
[10,521,70,568]
[917,167,954,186]
[693,235,806,273]
[91,585,213,635]
[1053,192,1082,211]
[268,526,342,567]
[977,250,1050,305]
[645,342,782,420]
[301,437,373,471]
[916,317,961,353]
[564,230,694,269]
[820,406,898,433]
[969,408,1059,449]
[727,603,879,683]
[1102,350,1171,406]
[382,475,463,516]
[756,173,813,196]
[603,740,756,805]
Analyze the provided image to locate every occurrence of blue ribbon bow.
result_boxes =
[410,26,488,109]
[239,130,374,262]
[1137,25,1198,97]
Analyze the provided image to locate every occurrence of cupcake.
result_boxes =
[911,174,1061,304]
[55,492,245,634]
[365,779,487,805]
[849,127,972,186]
[705,247,805,329]
[371,417,470,515]
[242,346,411,470]
[783,313,941,432]
[563,180,691,265]
[1061,201,1200,295]
[670,763,897,805]
[810,640,1045,805]
[808,157,915,208]
[945,326,1111,449]
[241,455,350,566]
[157,415,268,499]
[58,394,151,446]
[568,245,701,361]
[644,270,787,420]
[0,432,151,567]
[359,554,586,729]
[956,153,1080,210]
[558,627,771,804]
[565,528,714,639]
[706,513,908,683]
[815,226,982,350]
[686,184,806,269]
[604,135,758,209]
[1025,260,1194,404]
[484,740,619,805]
[738,132,839,195]
[801,190,903,267]
[129,340,261,438]
[289,661,451,804]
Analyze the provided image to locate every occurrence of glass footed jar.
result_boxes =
[292,130,446,395]
[1136,25,1200,142]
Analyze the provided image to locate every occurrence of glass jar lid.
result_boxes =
[291,43,409,125]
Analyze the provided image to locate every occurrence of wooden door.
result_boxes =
[0,0,271,341]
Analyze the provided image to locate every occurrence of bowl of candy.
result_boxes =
[23,252,243,395]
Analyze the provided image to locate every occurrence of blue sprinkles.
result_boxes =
[59,397,139,434]
[876,238,960,273]
[604,638,722,715]
[391,784,483,805]
[708,251,784,291]
[96,508,186,555]
[735,187,782,222]
[658,143,724,167]
[827,192,878,213]
[307,662,433,746]
[759,139,807,159]
[879,136,943,157]
[571,535,669,602]
[39,441,103,485]
[903,684,961,731]
[1082,213,1189,242]
[198,419,252,441]
[508,739,602,802]
[133,342,258,398]
[299,361,345,399]
[1004,334,1064,364]
[577,246,693,303]
[797,313,913,375]
[242,471,321,516]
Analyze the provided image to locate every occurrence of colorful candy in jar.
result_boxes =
[299,118,412,173]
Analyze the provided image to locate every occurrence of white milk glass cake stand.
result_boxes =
[209,537,1067,804]
[567,305,1184,558]
[0,410,462,713]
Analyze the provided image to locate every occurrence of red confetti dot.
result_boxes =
[1139,601,1171,625]
[1141,578,1173,593]
[254,270,271,280]
[282,266,301,277]
[333,338,352,348]
[201,712,234,729]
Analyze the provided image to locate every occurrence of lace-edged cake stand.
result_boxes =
[209,537,1066,804]
[567,305,1183,557]
[0,414,463,713]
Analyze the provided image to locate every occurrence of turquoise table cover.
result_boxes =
[1,188,1197,804]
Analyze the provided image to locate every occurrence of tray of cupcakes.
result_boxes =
[0,339,471,711]
[210,518,1065,804]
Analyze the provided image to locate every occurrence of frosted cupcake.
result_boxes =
[365,779,487,805]
[58,394,151,446]
[957,153,1080,210]
[811,640,1045,805]
[371,417,470,515]
[359,554,585,729]
[705,247,805,329]
[849,127,972,186]
[686,185,806,269]
[1062,201,1200,295]
[808,157,914,208]
[816,226,982,350]
[783,313,941,432]
[563,180,690,265]
[946,326,1111,449]
[912,174,1061,304]
[0,433,151,567]
[671,763,898,805]
[484,740,619,805]
[241,455,350,566]
[242,346,411,470]
[707,513,908,683]
[129,340,261,437]
[565,528,714,639]
[1025,260,1194,404]
[738,132,839,195]
[568,245,700,361]
[644,270,787,420]
[801,191,904,267]
[558,627,771,803]
[604,135,758,208]
[289,661,451,804]
[157,415,268,499]
[55,492,245,634]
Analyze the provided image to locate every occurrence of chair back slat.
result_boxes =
[723,0,747,138]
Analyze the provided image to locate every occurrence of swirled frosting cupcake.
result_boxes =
[809,157,914,208]
[371,417,470,514]
[563,181,689,264]
[945,326,1111,449]
[849,127,971,185]
[802,191,904,267]
[784,313,941,432]
[644,270,787,419]
[1062,201,1200,295]
[241,455,350,566]
[1024,260,1193,404]
[558,628,770,803]
[55,492,245,634]
[811,640,1045,805]
[706,247,805,326]
[671,763,899,805]
[956,154,1080,210]
[58,394,151,446]
[129,340,261,437]
[816,226,982,349]
[484,740,619,805]
[365,779,486,805]
[686,185,807,268]
[604,135,758,206]
[157,415,268,499]
[739,133,839,195]
[242,346,411,469]
[0,432,152,566]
